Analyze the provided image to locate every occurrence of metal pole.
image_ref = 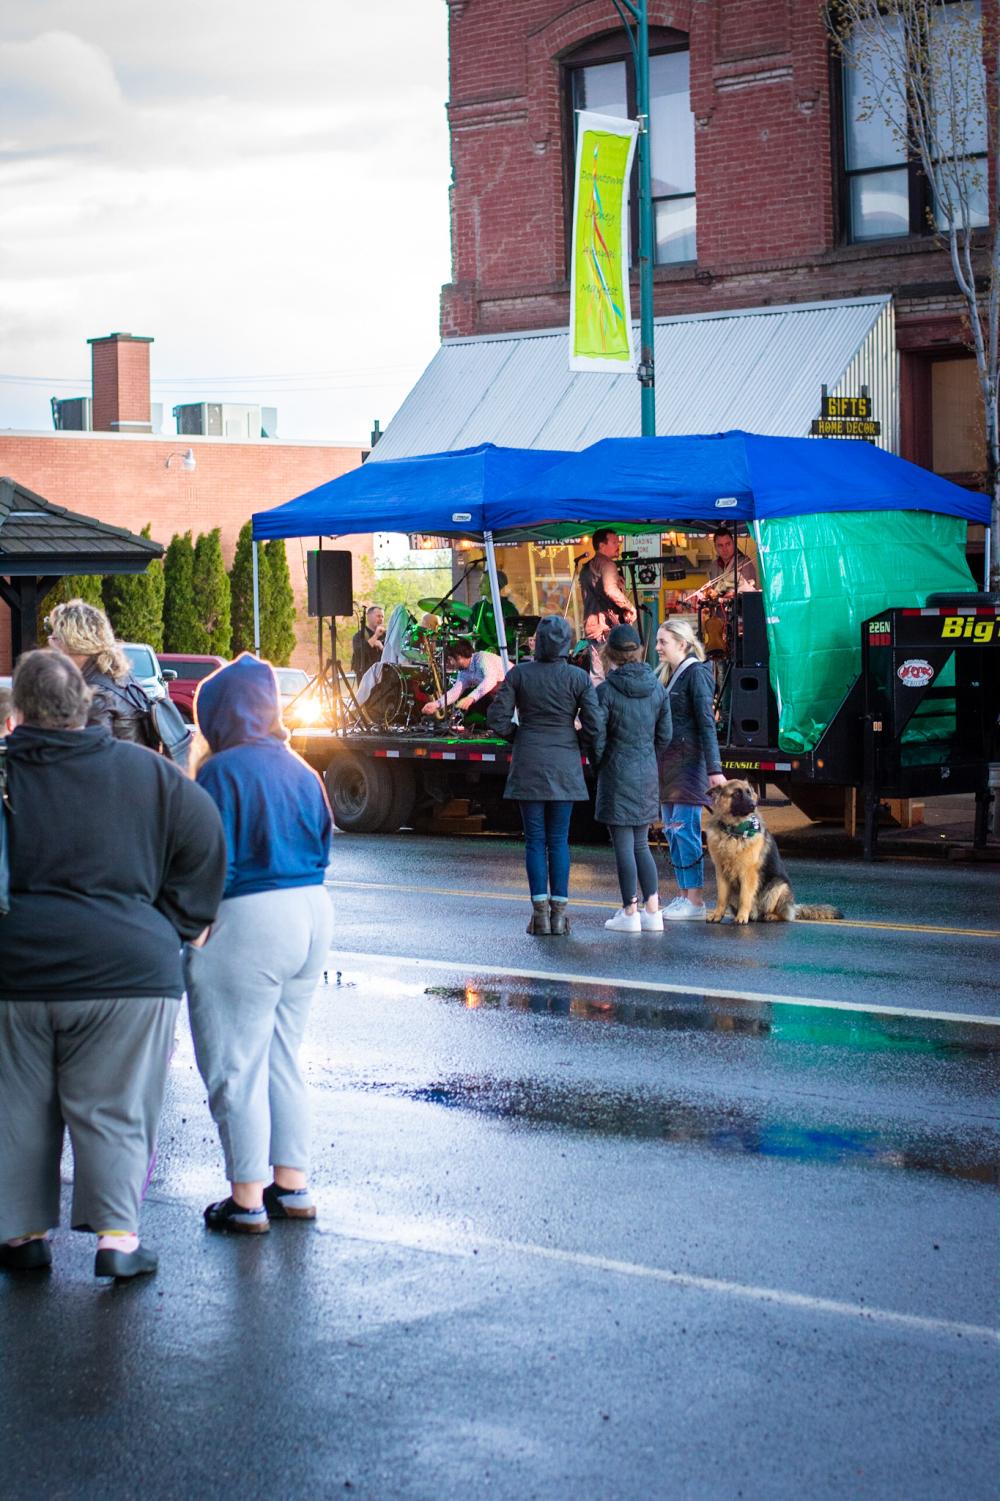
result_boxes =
[611,0,656,435]
[634,0,656,437]
[483,530,510,672]
[251,539,261,657]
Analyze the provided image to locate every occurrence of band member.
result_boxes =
[351,605,385,678]
[687,530,759,604]
[580,529,637,682]
[421,638,506,716]
[473,570,520,652]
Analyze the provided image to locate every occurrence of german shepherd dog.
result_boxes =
[706,780,843,925]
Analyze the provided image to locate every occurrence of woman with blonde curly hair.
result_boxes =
[655,617,727,920]
[47,599,150,744]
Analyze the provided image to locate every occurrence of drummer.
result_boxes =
[421,637,507,717]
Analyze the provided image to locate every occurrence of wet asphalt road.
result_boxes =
[1,834,998,1500]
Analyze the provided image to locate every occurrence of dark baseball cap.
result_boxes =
[607,623,642,649]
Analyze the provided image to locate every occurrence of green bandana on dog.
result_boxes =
[719,815,762,840]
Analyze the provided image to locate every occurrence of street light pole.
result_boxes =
[613,0,656,436]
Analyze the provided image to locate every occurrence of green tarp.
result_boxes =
[757,511,977,753]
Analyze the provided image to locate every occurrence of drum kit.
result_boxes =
[357,595,537,733]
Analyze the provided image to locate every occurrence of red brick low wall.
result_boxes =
[0,432,372,672]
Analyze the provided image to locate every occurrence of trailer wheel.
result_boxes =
[324,754,394,833]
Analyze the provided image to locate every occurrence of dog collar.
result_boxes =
[721,815,762,839]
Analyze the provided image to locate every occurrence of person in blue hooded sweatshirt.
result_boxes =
[184,654,334,1234]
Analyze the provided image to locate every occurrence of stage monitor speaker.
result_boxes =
[736,591,769,665]
[307,550,353,617]
[729,669,775,748]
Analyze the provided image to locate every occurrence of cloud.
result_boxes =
[0,3,452,443]
[0,30,129,158]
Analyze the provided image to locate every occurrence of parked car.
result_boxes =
[157,654,228,722]
[122,642,171,703]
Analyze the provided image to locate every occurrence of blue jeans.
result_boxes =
[661,801,705,890]
[519,800,573,900]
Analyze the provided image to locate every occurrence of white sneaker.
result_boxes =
[663,896,685,914]
[605,908,641,933]
[640,908,664,931]
[664,898,707,921]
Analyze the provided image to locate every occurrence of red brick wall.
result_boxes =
[441,0,988,338]
[0,433,371,672]
[90,334,153,433]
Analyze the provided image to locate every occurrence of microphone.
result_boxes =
[573,552,588,565]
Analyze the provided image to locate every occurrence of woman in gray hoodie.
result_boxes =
[487,616,603,935]
[595,625,673,934]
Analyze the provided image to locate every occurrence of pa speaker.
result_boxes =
[729,669,775,748]
[307,550,353,617]
[736,591,769,666]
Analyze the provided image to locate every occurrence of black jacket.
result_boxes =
[85,665,150,745]
[0,724,227,1003]
[657,658,723,805]
[487,616,604,801]
[595,663,672,825]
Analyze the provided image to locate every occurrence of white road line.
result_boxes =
[326,949,1000,1029]
[328,1216,999,1346]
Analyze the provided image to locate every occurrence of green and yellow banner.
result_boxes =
[569,111,638,374]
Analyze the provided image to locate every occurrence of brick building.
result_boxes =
[374,0,988,496]
[0,333,369,672]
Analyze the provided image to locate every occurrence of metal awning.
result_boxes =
[371,295,896,461]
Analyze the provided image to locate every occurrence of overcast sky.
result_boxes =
[0,1,451,444]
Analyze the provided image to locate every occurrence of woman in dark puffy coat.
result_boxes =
[655,619,727,920]
[487,615,603,935]
[594,625,672,934]
[47,599,149,744]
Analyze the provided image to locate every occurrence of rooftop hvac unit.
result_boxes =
[174,402,271,439]
[51,396,92,431]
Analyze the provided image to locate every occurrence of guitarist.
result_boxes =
[581,529,637,683]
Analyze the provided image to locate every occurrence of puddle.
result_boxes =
[424,984,998,1061]
[388,1073,998,1186]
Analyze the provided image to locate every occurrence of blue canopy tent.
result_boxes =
[492,430,990,528]
[251,432,988,679]
[251,443,571,667]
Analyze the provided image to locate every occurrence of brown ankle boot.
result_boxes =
[549,901,570,935]
[527,899,551,935]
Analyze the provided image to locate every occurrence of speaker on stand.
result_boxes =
[305,547,368,728]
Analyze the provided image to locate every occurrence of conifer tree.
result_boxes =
[261,539,296,666]
[192,528,232,657]
[103,525,165,649]
[36,574,105,640]
[229,521,258,656]
[163,532,200,652]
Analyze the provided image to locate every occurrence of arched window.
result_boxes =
[564,29,696,265]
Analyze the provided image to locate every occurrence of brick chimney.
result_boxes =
[88,332,154,433]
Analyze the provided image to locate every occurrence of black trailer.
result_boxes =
[719,597,1000,857]
[296,598,999,858]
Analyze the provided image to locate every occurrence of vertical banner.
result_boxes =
[569,110,639,374]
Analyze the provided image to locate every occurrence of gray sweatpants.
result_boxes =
[184,885,334,1183]
[0,997,179,1241]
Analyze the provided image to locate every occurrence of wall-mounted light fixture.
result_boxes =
[165,448,196,472]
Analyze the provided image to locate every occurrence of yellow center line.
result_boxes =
[325,879,1000,940]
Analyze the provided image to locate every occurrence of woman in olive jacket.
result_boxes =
[594,625,672,934]
[655,619,727,920]
[487,615,604,935]
[47,599,149,744]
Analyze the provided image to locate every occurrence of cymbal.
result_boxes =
[418,597,472,621]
